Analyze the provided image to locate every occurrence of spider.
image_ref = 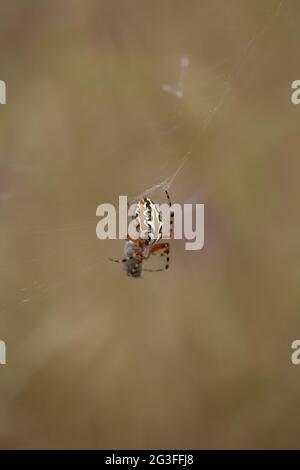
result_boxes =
[109,190,174,278]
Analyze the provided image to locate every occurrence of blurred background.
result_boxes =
[0,0,300,449]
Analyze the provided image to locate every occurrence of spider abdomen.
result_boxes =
[135,198,162,244]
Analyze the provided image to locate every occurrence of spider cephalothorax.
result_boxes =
[110,190,173,278]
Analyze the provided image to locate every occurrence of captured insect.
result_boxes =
[109,190,174,278]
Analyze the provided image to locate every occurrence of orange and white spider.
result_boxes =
[109,190,174,278]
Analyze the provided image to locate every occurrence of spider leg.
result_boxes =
[109,257,127,263]
[150,242,169,254]
[109,253,141,263]
[144,267,166,272]
[147,242,170,271]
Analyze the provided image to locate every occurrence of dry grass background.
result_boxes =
[0,0,300,449]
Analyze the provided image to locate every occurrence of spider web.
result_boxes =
[131,0,286,202]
